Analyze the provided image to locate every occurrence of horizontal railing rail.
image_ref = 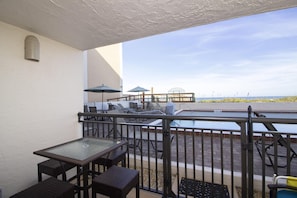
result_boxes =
[107,92,196,103]
[77,110,297,198]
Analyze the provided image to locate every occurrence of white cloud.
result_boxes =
[123,8,297,97]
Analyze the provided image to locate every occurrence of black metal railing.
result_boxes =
[251,115,297,198]
[77,107,297,198]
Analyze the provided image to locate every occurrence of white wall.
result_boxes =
[0,21,84,197]
[86,44,122,103]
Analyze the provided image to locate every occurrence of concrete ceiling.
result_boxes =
[0,0,296,50]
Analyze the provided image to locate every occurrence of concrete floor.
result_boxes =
[93,188,162,198]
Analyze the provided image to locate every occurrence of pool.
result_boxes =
[171,110,297,133]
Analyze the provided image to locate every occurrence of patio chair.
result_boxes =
[89,106,97,114]
[83,105,88,113]
[87,106,98,120]
[268,174,297,198]
[254,112,297,168]
[89,106,109,121]
[83,104,92,120]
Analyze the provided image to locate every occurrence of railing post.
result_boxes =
[162,118,176,198]
[240,106,255,198]
[112,116,117,139]
[240,120,247,198]
[247,105,254,197]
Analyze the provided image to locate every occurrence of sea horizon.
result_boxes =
[196,95,291,102]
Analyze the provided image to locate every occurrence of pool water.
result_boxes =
[171,110,297,133]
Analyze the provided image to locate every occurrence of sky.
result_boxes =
[122,7,297,98]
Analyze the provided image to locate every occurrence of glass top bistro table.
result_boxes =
[34,137,127,198]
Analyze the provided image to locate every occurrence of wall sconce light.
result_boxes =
[24,35,40,62]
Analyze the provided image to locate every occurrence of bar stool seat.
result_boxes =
[10,177,75,198]
[92,148,126,175]
[92,166,139,198]
[38,159,76,182]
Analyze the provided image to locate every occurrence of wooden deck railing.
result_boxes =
[107,92,195,103]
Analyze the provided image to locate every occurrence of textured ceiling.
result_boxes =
[0,0,296,50]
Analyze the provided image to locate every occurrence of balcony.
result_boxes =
[78,106,297,198]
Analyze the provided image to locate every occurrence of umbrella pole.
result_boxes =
[102,93,104,112]
[142,92,145,109]
[138,93,140,108]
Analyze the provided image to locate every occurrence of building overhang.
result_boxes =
[0,1,296,50]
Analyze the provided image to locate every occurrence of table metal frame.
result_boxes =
[34,137,127,198]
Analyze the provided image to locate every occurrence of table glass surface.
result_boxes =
[44,138,121,161]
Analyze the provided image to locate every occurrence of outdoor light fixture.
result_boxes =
[24,35,40,61]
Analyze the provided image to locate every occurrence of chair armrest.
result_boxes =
[268,183,297,191]
[268,183,287,190]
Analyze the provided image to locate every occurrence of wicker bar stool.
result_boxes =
[92,166,139,198]
[38,159,76,182]
[10,177,75,198]
[92,148,126,175]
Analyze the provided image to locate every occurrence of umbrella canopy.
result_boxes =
[128,86,149,93]
[85,84,121,93]
[84,84,120,111]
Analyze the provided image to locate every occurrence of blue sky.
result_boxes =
[122,7,297,98]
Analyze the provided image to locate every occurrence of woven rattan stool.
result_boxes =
[92,166,139,198]
[10,177,75,198]
[92,148,126,175]
[38,159,76,182]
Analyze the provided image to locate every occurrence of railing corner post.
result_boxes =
[162,118,176,198]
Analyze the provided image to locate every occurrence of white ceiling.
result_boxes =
[0,0,296,50]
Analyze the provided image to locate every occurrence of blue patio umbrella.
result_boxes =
[84,84,121,110]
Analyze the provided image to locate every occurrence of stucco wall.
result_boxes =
[0,21,84,197]
[86,44,122,103]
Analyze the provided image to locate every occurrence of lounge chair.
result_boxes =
[116,103,136,113]
[114,104,165,123]
[106,114,174,158]
[120,125,174,158]
[146,102,163,111]
[254,112,297,169]
[116,103,165,115]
